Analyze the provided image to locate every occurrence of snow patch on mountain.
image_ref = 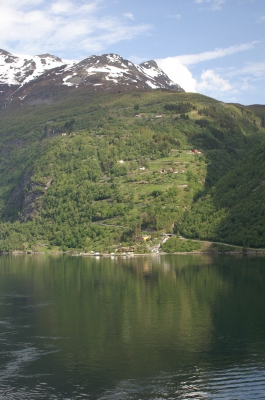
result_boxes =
[0,49,65,86]
[0,50,184,99]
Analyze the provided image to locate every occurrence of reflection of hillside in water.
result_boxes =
[0,254,265,398]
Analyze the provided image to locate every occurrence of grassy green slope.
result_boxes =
[0,89,265,252]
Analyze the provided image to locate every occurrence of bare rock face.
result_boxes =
[19,178,52,222]
[0,50,184,106]
[7,173,52,222]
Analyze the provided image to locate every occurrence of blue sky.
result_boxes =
[0,0,264,104]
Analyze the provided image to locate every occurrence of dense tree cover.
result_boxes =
[164,102,195,113]
[177,143,265,248]
[161,236,201,252]
[0,90,265,252]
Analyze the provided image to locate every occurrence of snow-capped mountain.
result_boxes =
[0,49,184,105]
[58,54,183,90]
[0,49,65,86]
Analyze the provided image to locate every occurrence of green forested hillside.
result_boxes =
[177,143,265,248]
[0,89,265,252]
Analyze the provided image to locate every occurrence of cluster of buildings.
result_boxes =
[160,168,185,174]
[190,149,202,154]
[134,114,163,118]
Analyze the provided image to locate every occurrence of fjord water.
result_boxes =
[0,254,265,399]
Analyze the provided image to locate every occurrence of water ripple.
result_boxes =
[98,364,265,400]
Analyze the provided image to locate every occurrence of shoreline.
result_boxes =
[1,249,265,257]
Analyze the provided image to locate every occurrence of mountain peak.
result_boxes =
[0,49,12,56]
[36,54,63,63]
[0,49,184,105]
[140,60,159,69]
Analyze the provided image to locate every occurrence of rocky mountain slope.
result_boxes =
[0,49,183,106]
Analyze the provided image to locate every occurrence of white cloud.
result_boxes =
[168,14,181,19]
[196,69,232,92]
[124,12,134,20]
[241,62,265,77]
[0,0,152,57]
[193,62,265,100]
[194,0,227,10]
[0,0,44,5]
[176,42,259,65]
[157,60,236,97]
[228,62,265,78]
[156,57,197,92]
[51,0,99,15]
[51,1,74,14]
[156,40,264,103]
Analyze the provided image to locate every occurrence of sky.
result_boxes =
[0,0,264,105]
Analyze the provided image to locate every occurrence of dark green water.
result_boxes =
[0,254,265,399]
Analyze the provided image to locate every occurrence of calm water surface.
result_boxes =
[0,254,265,399]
